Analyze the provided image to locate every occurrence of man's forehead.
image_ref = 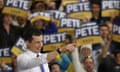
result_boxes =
[32,35,43,39]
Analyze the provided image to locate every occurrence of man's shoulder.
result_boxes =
[17,52,30,59]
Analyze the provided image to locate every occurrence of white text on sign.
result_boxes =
[6,0,30,10]
[75,25,99,38]
[102,0,120,9]
[61,18,80,28]
[44,33,66,44]
[66,2,90,13]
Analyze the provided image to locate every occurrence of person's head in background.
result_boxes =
[32,19,46,31]
[32,1,46,12]
[91,2,101,19]
[79,44,92,62]
[16,16,27,27]
[0,0,4,10]
[99,24,109,41]
[3,14,13,25]
[48,1,56,10]
[64,34,72,44]
[83,56,95,72]
[80,44,92,57]
[50,63,61,72]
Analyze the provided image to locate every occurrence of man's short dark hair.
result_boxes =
[99,24,108,28]
[112,50,120,57]
[49,62,61,71]
[65,34,72,43]
[23,27,43,42]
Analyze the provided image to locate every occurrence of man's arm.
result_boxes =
[47,43,75,62]
[101,34,112,58]
[17,43,75,69]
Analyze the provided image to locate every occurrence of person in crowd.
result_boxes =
[98,34,120,72]
[90,1,109,25]
[83,56,96,72]
[31,18,45,33]
[0,0,4,24]
[55,52,71,72]
[44,21,58,34]
[12,16,29,28]
[79,44,92,62]
[31,1,46,13]
[100,24,109,45]
[72,44,97,72]
[48,1,57,10]
[17,27,75,72]
[51,34,73,72]
[50,63,61,72]
[12,16,31,37]
[31,14,57,34]
[92,23,110,51]
[0,14,21,48]
[0,14,21,72]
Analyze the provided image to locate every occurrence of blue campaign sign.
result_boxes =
[5,0,30,10]
[66,2,90,13]
[48,10,67,20]
[29,12,51,23]
[0,47,12,64]
[75,22,102,46]
[43,32,66,44]
[112,18,120,42]
[65,1,92,20]
[11,37,27,56]
[0,48,11,57]
[43,32,66,51]
[2,0,31,17]
[60,18,80,28]
[101,0,120,17]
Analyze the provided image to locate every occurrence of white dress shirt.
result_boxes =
[17,50,50,72]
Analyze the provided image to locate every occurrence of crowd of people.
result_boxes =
[0,0,120,72]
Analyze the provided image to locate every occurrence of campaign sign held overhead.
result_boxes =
[2,0,31,17]
[75,22,102,46]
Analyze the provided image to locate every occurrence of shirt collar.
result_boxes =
[26,49,39,57]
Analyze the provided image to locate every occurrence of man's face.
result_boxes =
[100,26,109,38]
[27,35,43,53]
[51,64,61,72]
[34,3,45,12]
[91,4,100,16]
[84,58,94,72]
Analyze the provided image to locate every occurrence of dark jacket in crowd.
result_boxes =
[0,24,21,48]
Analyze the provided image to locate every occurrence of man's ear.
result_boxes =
[25,41,29,46]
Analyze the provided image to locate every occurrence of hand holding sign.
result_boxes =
[60,43,76,53]
[43,33,66,51]
[0,60,6,70]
